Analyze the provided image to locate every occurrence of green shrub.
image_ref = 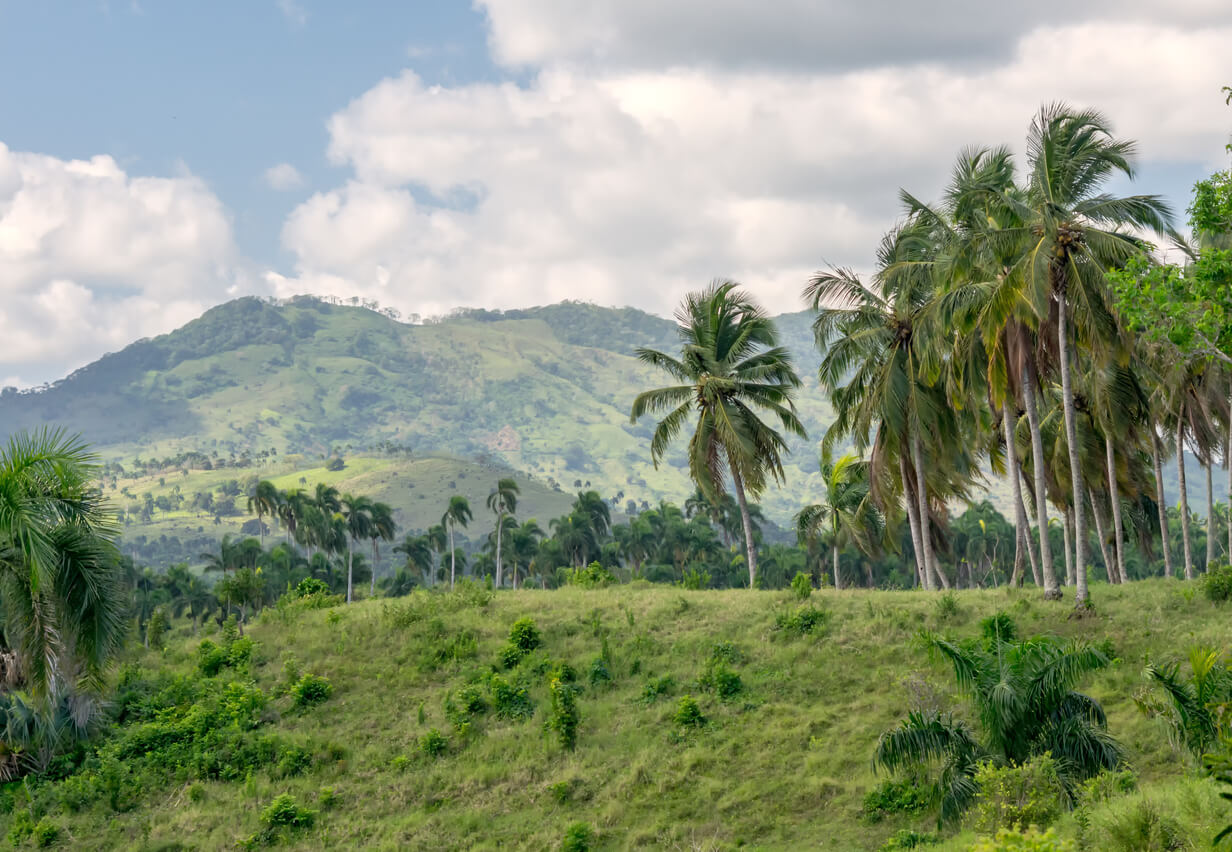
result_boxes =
[863,778,930,823]
[709,642,743,664]
[509,617,541,652]
[681,567,711,590]
[673,695,706,728]
[1077,768,1136,806]
[640,675,675,704]
[198,633,256,677]
[294,577,330,597]
[1099,799,1187,851]
[261,793,316,828]
[980,612,1017,645]
[444,684,487,730]
[775,605,830,636]
[187,783,206,803]
[699,660,742,700]
[500,642,526,670]
[488,673,534,720]
[290,674,332,709]
[146,608,168,651]
[228,636,255,668]
[275,746,313,778]
[968,827,1074,852]
[879,829,939,850]
[562,821,593,852]
[970,755,1065,833]
[935,592,961,620]
[317,786,337,809]
[588,655,612,687]
[548,676,580,750]
[31,818,59,848]
[420,729,449,758]
[1202,563,1232,603]
[197,640,229,677]
[568,562,616,588]
[791,571,813,600]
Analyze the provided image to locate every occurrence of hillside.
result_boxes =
[8,581,1226,850]
[0,297,835,528]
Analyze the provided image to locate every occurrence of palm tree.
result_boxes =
[340,494,373,603]
[1013,104,1173,605]
[0,429,127,698]
[508,520,544,589]
[631,280,805,588]
[442,496,472,590]
[876,632,1120,824]
[795,452,884,590]
[572,491,612,548]
[246,480,280,546]
[393,533,434,586]
[367,501,396,597]
[487,478,519,588]
[549,512,596,568]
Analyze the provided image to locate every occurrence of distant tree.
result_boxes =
[247,480,281,547]
[442,496,472,590]
[341,494,374,603]
[795,452,884,590]
[367,501,396,597]
[487,478,520,588]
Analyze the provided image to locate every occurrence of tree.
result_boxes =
[367,501,396,597]
[340,494,373,603]
[487,478,519,588]
[631,280,805,588]
[876,632,1120,824]
[442,496,472,590]
[394,534,434,587]
[795,452,884,590]
[246,480,280,547]
[0,429,127,699]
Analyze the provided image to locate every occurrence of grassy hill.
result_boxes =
[9,581,1225,850]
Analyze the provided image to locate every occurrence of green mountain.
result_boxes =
[0,297,835,532]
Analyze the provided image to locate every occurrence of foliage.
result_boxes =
[419,729,448,758]
[197,634,255,678]
[508,617,541,652]
[1136,647,1232,759]
[567,562,616,589]
[775,605,830,636]
[1202,563,1232,603]
[290,673,333,709]
[673,695,706,729]
[979,613,1017,646]
[862,778,931,823]
[967,827,1074,852]
[548,676,580,751]
[969,755,1066,833]
[878,829,939,850]
[488,673,534,720]
[935,592,961,621]
[561,821,593,852]
[790,571,812,600]
[146,607,168,650]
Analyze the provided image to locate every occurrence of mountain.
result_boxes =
[0,297,836,544]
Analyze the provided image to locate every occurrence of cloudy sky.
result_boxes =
[1,1,1230,387]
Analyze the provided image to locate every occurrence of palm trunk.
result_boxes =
[1003,400,1039,588]
[900,453,926,589]
[1010,526,1024,587]
[1152,431,1175,578]
[1088,487,1115,583]
[1177,414,1194,580]
[346,542,354,603]
[495,511,504,589]
[1056,297,1086,604]
[911,429,939,591]
[831,524,841,592]
[1227,388,1232,562]
[731,467,757,589]
[1105,435,1128,583]
[1063,504,1076,586]
[449,522,457,590]
[1021,370,1058,595]
[1206,459,1216,572]
[1019,470,1041,586]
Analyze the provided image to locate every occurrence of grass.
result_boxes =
[15,579,1228,850]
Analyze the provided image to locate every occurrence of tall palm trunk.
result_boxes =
[495,510,504,589]
[1177,412,1194,580]
[449,521,458,590]
[731,467,757,589]
[1227,390,1232,562]
[1088,487,1115,583]
[370,540,378,598]
[911,429,939,591]
[1010,526,1024,587]
[900,454,927,589]
[1021,370,1058,595]
[1152,431,1175,578]
[831,513,842,591]
[1105,435,1128,583]
[346,542,354,603]
[1206,459,1216,572]
[1063,504,1076,585]
[1056,296,1086,604]
[1018,470,1041,586]
[1003,400,1039,588]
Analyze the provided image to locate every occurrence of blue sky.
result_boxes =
[1,1,1229,386]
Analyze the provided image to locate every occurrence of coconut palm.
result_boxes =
[367,501,396,597]
[487,478,519,588]
[340,494,373,603]
[795,452,885,590]
[631,280,805,588]
[0,429,127,698]
[442,496,472,590]
[246,480,280,546]
[876,632,1121,824]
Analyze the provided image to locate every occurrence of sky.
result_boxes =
[1,1,1230,388]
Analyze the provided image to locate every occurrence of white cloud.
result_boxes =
[263,162,305,191]
[0,143,255,384]
[275,20,1232,322]
[276,0,306,28]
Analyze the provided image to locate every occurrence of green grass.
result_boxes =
[19,580,1228,850]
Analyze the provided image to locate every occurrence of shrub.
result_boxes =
[227,636,255,668]
[275,746,313,778]
[261,793,316,828]
[500,643,526,670]
[863,778,930,823]
[317,786,337,809]
[488,673,534,720]
[879,829,939,850]
[568,562,616,588]
[548,677,580,750]
[935,592,961,620]
[294,577,330,597]
[968,827,1074,852]
[1099,800,1187,851]
[1202,563,1232,603]
[509,617,541,652]
[445,684,488,730]
[290,674,333,709]
[197,640,229,677]
[588,655,612,688]
[420,729,449,758]
[673,695,706,729]
[969,755,1065,834]
[640,675,675,704]
[791,571,813,600]
[31,818,59,848]
[710,642,743,664]
[775,605,830,636]
[980,612,1017,645]
[146,608,168,650]
[681,567,711,590]
[1077,768,1136,806]
[699,660,742,700]
[562,821,593,852]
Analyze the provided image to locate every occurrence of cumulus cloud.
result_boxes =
[274,18,1232,321]
[263,162,305,191]
[0,143,254,384]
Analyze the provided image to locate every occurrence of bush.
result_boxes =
[935,592,961,620]
[1077,768,1136,806]
[775,605,830,636]
[709,641,743,664]
[968,827,1074,852]
[488,673,534,720]
[509,617,541,652]
[1098,800,1187,851]
[1202,563,1232,603]
[261,793,316,828]
[32,818,59,848]
[290,674,333,709]
[980,612,1017,645]
[568,562,616,588]
[680,567,711,590]
[588,655,612,687]
[500,643,526,670]
[673,695,706,729]
[791,571,813,600]
[548,676,580,750]
[640,675,675,704]
[863,778,931,823]
[562,821,593,852]
[146,608,168,651]
[970,755,1065,834]
[420,729,449,758]
[879,829,939,850]
[294,577,330,598]
[197,640,229,677]
[699,660,742,700]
